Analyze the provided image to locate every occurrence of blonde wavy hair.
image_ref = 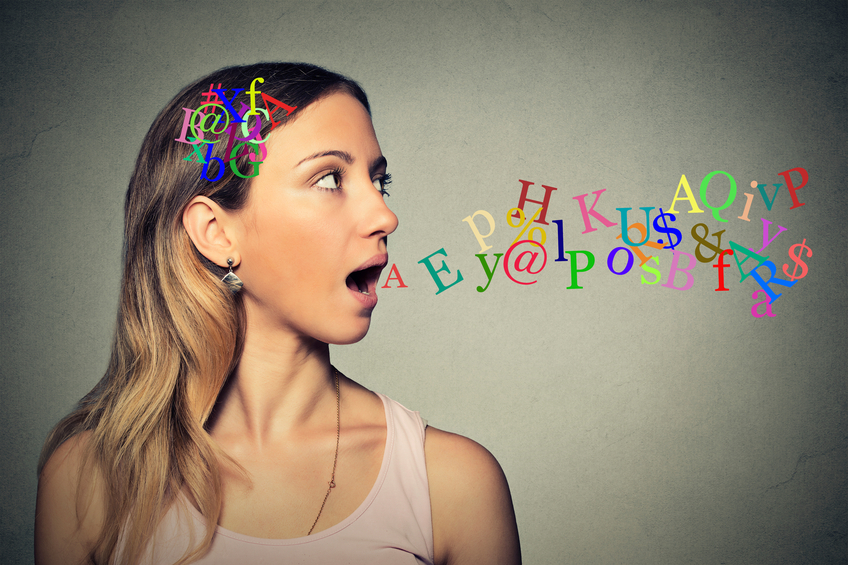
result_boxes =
[38,62,370,565]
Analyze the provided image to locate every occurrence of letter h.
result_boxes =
[511,179,558,226]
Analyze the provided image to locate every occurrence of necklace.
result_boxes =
[307,368,340,535]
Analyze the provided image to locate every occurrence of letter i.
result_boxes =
[738,186,755,221]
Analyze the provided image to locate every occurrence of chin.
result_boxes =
[322,317,373,346]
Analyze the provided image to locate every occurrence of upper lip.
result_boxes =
[351,253,388,274]
[346,253,388,294]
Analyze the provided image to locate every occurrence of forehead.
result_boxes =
[262,92,379,163]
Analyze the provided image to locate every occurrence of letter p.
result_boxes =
[778,167,809,210]
[462,210,496,254]
[564,250,595,289]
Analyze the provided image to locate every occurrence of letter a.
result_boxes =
[728,240,768,282]
[262,92,298,130]
[667,174,705,215]
[751,290,776,318]
[380,264,408,288]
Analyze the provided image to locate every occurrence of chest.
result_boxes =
[216,425,385,539]
[136,397,435,565]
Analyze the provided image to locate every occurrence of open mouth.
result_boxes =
[345,265,384,296]
[345,255,388,309]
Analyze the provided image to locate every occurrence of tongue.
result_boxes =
[346,275,359,292]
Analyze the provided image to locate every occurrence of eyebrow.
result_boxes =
[297,150,353,166]
[296,150,388,175]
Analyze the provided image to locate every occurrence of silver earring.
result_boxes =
[221,258,243,294]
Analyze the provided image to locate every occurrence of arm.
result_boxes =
[425,426,521,565]
[35,433,105,565]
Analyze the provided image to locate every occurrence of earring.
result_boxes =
[221,258,243,294]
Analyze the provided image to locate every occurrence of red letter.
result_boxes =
[713,249,734,291]
[511,179,557,225]
[380,264,408,288]
[262,92,298,130]
[777,167,809,210]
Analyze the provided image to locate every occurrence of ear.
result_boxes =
[182,196,239,268]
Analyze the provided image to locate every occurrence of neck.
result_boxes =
[208,313,337,449]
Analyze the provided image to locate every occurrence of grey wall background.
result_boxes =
[1,1,845,563]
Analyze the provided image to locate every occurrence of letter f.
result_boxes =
[713,248,734,291]
[247,77,265,116]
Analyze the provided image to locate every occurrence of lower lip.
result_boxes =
[349,287,378,309]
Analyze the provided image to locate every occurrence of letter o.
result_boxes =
[607,247,634,275]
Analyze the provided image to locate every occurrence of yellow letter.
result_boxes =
[667,174,704,214]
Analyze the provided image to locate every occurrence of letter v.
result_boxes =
[735,219,786,269]
[757,183,782,211]
[757,218,787,253]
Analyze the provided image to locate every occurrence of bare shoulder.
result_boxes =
[424,427,504,487]
[35,431,105,565]
[424,427,521,565]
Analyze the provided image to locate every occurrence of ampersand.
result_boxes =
[691,223,726,263]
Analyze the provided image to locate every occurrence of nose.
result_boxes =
[361,182,398,239]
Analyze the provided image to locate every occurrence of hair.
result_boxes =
[38,62,370,565]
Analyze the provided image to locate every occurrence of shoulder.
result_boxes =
[35,432,106,565]
[424,427,521,565]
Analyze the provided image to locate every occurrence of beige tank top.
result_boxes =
[127,393,435,564]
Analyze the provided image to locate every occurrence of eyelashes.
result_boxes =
[314,167,344,190]
[374,173,392,197]
[313,168,392,197]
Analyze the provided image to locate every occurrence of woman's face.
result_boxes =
[231,92,398,345]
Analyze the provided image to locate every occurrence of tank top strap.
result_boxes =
[364,392,435,563]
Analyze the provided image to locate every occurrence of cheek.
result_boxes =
[252,214,345,281]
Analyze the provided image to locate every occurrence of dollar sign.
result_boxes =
[652,208,681,250]
[782,238,811,281]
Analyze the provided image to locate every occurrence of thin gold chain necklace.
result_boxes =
[307,368,340,536]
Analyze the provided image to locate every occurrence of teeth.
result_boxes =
[360,290,370,295]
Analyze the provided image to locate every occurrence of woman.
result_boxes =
[35,62,520,565]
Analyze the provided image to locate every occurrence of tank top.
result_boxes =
[131,393,435,564]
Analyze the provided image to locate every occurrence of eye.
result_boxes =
[315,170,342,190]
[373,173,392,197]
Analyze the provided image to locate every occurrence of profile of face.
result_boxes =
[227,92,398,345]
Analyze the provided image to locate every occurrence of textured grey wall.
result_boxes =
[1,1,845,563]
